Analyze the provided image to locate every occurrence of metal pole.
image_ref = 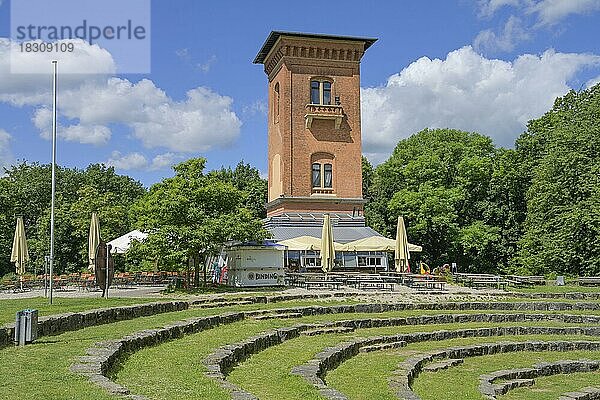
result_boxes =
[105,243,109,298]
[44,256,48,298]
[49,60,57,305]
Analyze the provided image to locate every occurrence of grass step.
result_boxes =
[301,326,355,336]
[253,312,303,320]
[359,341,407,353]
[423,358,464,372]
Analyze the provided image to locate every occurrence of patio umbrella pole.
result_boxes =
[105,243,109,298]
[49,60,58,305]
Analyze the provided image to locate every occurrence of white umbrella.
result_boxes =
[88,212,100,270]
[11,217,29,277]
[320,214,335,273]
[394,216,410,273]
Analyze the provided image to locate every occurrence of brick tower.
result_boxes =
[254,31,377,217]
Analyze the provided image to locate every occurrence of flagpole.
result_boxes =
[49,60,58,305]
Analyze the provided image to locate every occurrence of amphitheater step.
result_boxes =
[253,313,303,320]
[360,341,407,353]
[301,326,356,336]
[493,378,535,395]
[422,358,464,372]
[190,300,254,309]
[559,387,600,400]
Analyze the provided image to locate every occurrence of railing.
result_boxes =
[305,104,344,129]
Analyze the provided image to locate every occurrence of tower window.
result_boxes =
[310,80,332,105]
[312,163,321,188]
[323,163,332,188]
[273,82,280,123]
[312,162,333,189]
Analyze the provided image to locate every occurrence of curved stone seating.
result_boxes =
[560,387,600,399]
[294,333,600,400]
[479,360,600,398]
[4,297,600,349]
[68,302,600,399]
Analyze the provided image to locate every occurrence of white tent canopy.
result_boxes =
[107,230,148,254]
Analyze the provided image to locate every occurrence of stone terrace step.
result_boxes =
[493,378,535,395]
[253,312,304,320]
[560,387,600,400]
[301,326,355,336]
[422,358,464,372]
[190,300,254,309]
[360,341,407,353]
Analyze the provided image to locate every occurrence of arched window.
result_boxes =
[310,79,332,105]
[312,162,333,189]
[273,82,280,123]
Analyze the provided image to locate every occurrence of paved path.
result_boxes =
[0,285,167,300]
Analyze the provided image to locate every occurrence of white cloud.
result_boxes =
[529,0,600,25]
[0,38,242,151]
[175,48,190,61]
[150,153,180,170]
[0,129,13,171]
[478,0,523,17]
[361,46,600,163]
[474,16,530,53]
[106,151,182,171]
[243,100,268,116]
[107,151,148,170]
[197,55,217,73]
[586,75,600,88]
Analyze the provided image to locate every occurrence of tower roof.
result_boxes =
[253,31,378,64]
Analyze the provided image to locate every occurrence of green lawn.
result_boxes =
[0,296,170,325]
[2,295,600,399]
[511,284,600,294]
[329,338,600,400]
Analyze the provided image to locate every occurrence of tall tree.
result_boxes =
[515,85,600,276]
[131,158,267,278]
[367,128,503,272]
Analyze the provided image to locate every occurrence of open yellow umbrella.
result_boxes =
[11,217,29,277]
[342,236,422,252]
[88,212,100,270]
[320,214,335,273]
[394,216,410,273]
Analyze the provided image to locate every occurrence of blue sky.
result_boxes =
[1,0,600,186]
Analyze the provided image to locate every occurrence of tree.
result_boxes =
[208,161,268,218]
[515,84,600,275]
[0,162,145,276]
[367,128,504,272]
[131,158,268,282]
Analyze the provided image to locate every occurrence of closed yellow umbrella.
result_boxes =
[394,216,410,273]
[320,214,335,273]
[88,212,101,270]
[11,217,29,277]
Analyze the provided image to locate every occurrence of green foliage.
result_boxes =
[0,163,144,275]
[131,158,268,271]
[515,85,600,275]
[367,128,505,272]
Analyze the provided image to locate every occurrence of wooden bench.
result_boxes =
[304,280,342,290]
[358,281,394,291]
[578,277,600,286]
[410,279,446,291]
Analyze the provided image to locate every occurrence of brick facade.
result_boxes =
[255,32,376,217]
